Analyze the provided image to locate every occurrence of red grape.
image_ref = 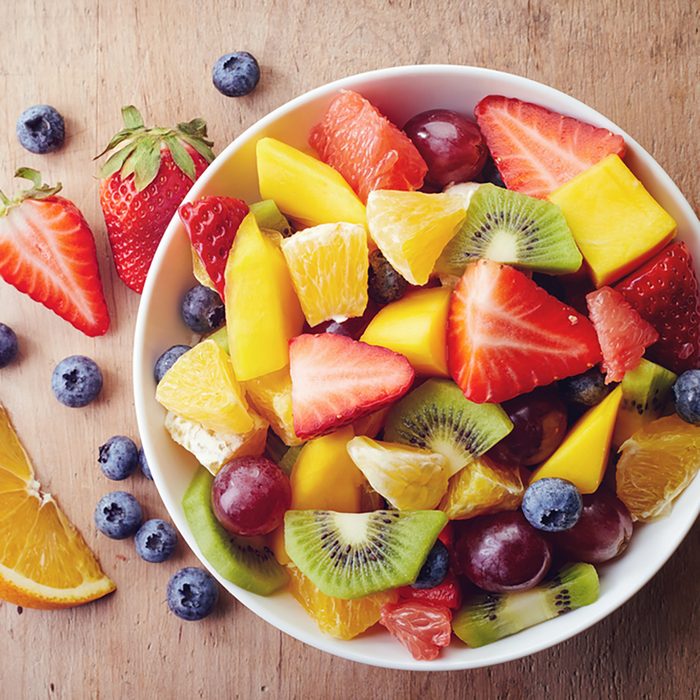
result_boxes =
[211,456,291,536]
[454,511,552,592]
[548,490,633,563]
[403,109,488,187]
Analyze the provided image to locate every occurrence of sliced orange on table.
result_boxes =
[0,405,115,608]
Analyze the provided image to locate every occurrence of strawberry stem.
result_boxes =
[0,169,62,216]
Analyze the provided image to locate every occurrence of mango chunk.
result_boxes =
[549,155,676,287]
[361,287,450,376]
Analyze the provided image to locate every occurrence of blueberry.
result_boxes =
[51,355,103,407]
[522,478,583,532]
[368,249,408,305]
[139,448,153,480]
[16,105,65,154]
[154,344,190,383]
[94,491,143,539]
[212,52,260,97]
[411,540,449,589]
[134,519,177,563]
[673,370,700,425]
[0,323,18,368]
[559,368,611,408]
[167,567,218,621]
[181,285,225,333]
[98,436,139,480]
[480,156,506,188]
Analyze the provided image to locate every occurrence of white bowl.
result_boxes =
[134,65,700,670]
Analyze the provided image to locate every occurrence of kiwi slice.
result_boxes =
[435,183,582,277]
[384,379,513,477]
[284,509,447,599]
[613,358,677,448]
[453,563,599,647]
[182,467,288,595]
[250,199,293,237]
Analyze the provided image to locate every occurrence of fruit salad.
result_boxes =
[153,89,700,661]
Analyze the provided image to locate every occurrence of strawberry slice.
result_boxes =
[448,260,601,404]
[586,287,658,383]
[179,196,249,298]
[0,169,110,336]
[289,333,414,440]
[474,95,626,199]
[615,242,700,373]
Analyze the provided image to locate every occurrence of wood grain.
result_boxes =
[1,0,698,698]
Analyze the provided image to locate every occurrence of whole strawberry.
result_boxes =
[97,106,215,293]
[0,168,110,336]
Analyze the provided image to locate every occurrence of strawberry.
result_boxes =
[289,333,415,440]
[97,106,215,293]
[586,286,658,383]
[0,168,110,336]
[397,573,462,610]
[615,242,700,372]
[474,95,626,199]
[448,260,601,404]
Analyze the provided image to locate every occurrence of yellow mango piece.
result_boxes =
[191,247,217,291]
[531,386,623,494]
[352,408,389,439]
[256,137,366,228]
[225,213,304,381]
[361,287,450,376]
[549,155,676,287]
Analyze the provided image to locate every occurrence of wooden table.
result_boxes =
[1,1,698,697]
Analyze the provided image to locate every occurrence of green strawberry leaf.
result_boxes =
[0,169,62,215]
[122,105,145,130]
[99,141,139,179]
[165,136,196,181]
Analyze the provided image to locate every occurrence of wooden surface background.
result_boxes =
[1,1,698,698]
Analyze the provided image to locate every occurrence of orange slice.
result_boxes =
[0,405,115,608]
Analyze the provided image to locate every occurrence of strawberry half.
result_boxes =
[97,106,215,293]
[0,168,110,336]
[474,95,626,199]
[179,196,249,298]
[448,260,601,403]
[289,333,415,440]
[615,242,700,372]
[586,286,658,383]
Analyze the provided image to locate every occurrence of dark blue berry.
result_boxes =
[139,448,153,480]
[559,368,611,408]
[480,156,506,188]
[368,249,408,305]
[51,355,103,407]
[94,491,143,539]
[134,519,177,563]
[411,540,449,589]
[0,323,18,368]
[154,344,190,383]
[16,105,65,154]
[181,285,225,333]
[212,52,260,97]
[167,567,218,621]
[522,478,582,532]
[98,436,139,480]
[673,369,700,425]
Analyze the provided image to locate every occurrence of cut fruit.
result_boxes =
[281,222,368,327]
[531,386,622,494]
[452,563,599,647]
[366,190,466,286]
[448,259,602,404]
[225,212,305,381]
[0,405,115,608]
[352,408,390,439]
[250,199,293,237]
[284,509,447,599]
[439,456,524,520]
[182,467,287,595]
[156,339,253,434]
[384,378,513,477]
[309,89,428,202]
[397,572,462,610]
[616,415,700,521]
[164,410,268,475]
[346,436,449,510]
[207,325,229,354]
[288,566,397,640]
[289,333,415,440]
[613,358,677,448]
[549,155,676,287]
[586,286,658,383]
[191,245,217,291]
[436,184,582,277]
[256,137,366,227]
[380,601,452,661]
[360,287,451,377]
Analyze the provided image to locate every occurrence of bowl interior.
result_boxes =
[134,65,700,671]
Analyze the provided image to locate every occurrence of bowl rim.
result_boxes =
[134,63,700,671]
